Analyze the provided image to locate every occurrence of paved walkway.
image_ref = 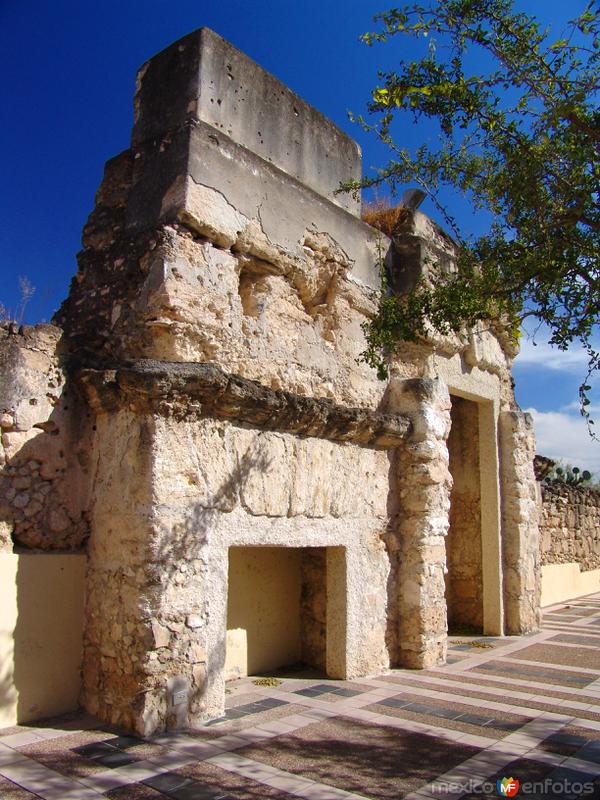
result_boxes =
[2,596,600,799]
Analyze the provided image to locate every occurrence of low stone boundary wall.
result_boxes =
[0,553,86,726]
[539,481,600,606]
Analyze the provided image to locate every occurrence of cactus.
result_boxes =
[548,464,593,487]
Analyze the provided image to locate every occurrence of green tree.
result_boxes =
[346,0,599,431]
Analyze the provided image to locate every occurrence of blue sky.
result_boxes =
[1,0,598,471]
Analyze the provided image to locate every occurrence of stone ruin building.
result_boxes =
[0,28,542,736]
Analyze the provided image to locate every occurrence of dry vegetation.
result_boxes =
[361,198,409,237]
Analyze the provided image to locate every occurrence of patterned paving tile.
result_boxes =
[195,703,308,737]
[0,775,40,799]
[550,633,600,647]
[377,674,592,712]
[455,757,557,799]
[365,702,519,741]
[511,643,600,671]
[471,660,596,687]
[19,731,139,779]
[2,593,600,800]
[106,784,167,799]
[410,670,600,704]
[235,714,481,799]
[538,730,589,756]
[179,760,304,799]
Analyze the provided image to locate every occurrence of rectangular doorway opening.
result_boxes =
[445,395,484,634]
[225,546,346,680]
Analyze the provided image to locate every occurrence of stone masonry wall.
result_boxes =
[0,324,92,552]
[0,27,542,734]
[500,411,541,634]
[446,396,483,632]
[79,362,399,731]
[540,482,600,572]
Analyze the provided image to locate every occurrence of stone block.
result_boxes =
[132,28,361,214]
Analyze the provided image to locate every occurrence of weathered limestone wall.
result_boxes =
[59,189,385,407]
[132,28,361,216]
[0,28,541,734]
[80,386,394,732]
[446,396,483,632]
[540,482,600,571]
[383,377,452,669]
[55,30,384,409]
[0,324,92,552]
[81,408,155,731]
[500,411,541,633]
[300,547,328,672]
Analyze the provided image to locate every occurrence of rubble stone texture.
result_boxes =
[500,410,541,633]
[0,28,543,735]
[446,395,483,632]
[0,324,92,552]
[540,482,600,571]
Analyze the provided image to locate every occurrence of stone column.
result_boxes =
[82,410,158,735]
[499,410,541,634]
[385,377,452,668]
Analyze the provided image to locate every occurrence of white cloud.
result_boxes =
[514,337,591,372]
[525,407,600,475]
[560,400,600,415]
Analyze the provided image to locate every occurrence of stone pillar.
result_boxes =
[499,410,541,634]
[81,410,160,735]
[385,377,452,668]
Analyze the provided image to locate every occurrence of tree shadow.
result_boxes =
[236,715,480,800]
[0,630,18,728]
[140,439,273,728]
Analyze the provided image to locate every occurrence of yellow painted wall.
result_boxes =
[225,547,302,680]
[0,553,86,726]
[541,562,600,607]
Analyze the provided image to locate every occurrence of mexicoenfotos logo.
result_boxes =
[496,777,520,797]
[431,775,594,795]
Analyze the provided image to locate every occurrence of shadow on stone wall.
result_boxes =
[138,441,273,729]
[383,449,401,668]
[0,630,17,726]
[0,383,92,553]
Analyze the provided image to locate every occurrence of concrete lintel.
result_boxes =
[132,27,361,214]
[126,120,384,290]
